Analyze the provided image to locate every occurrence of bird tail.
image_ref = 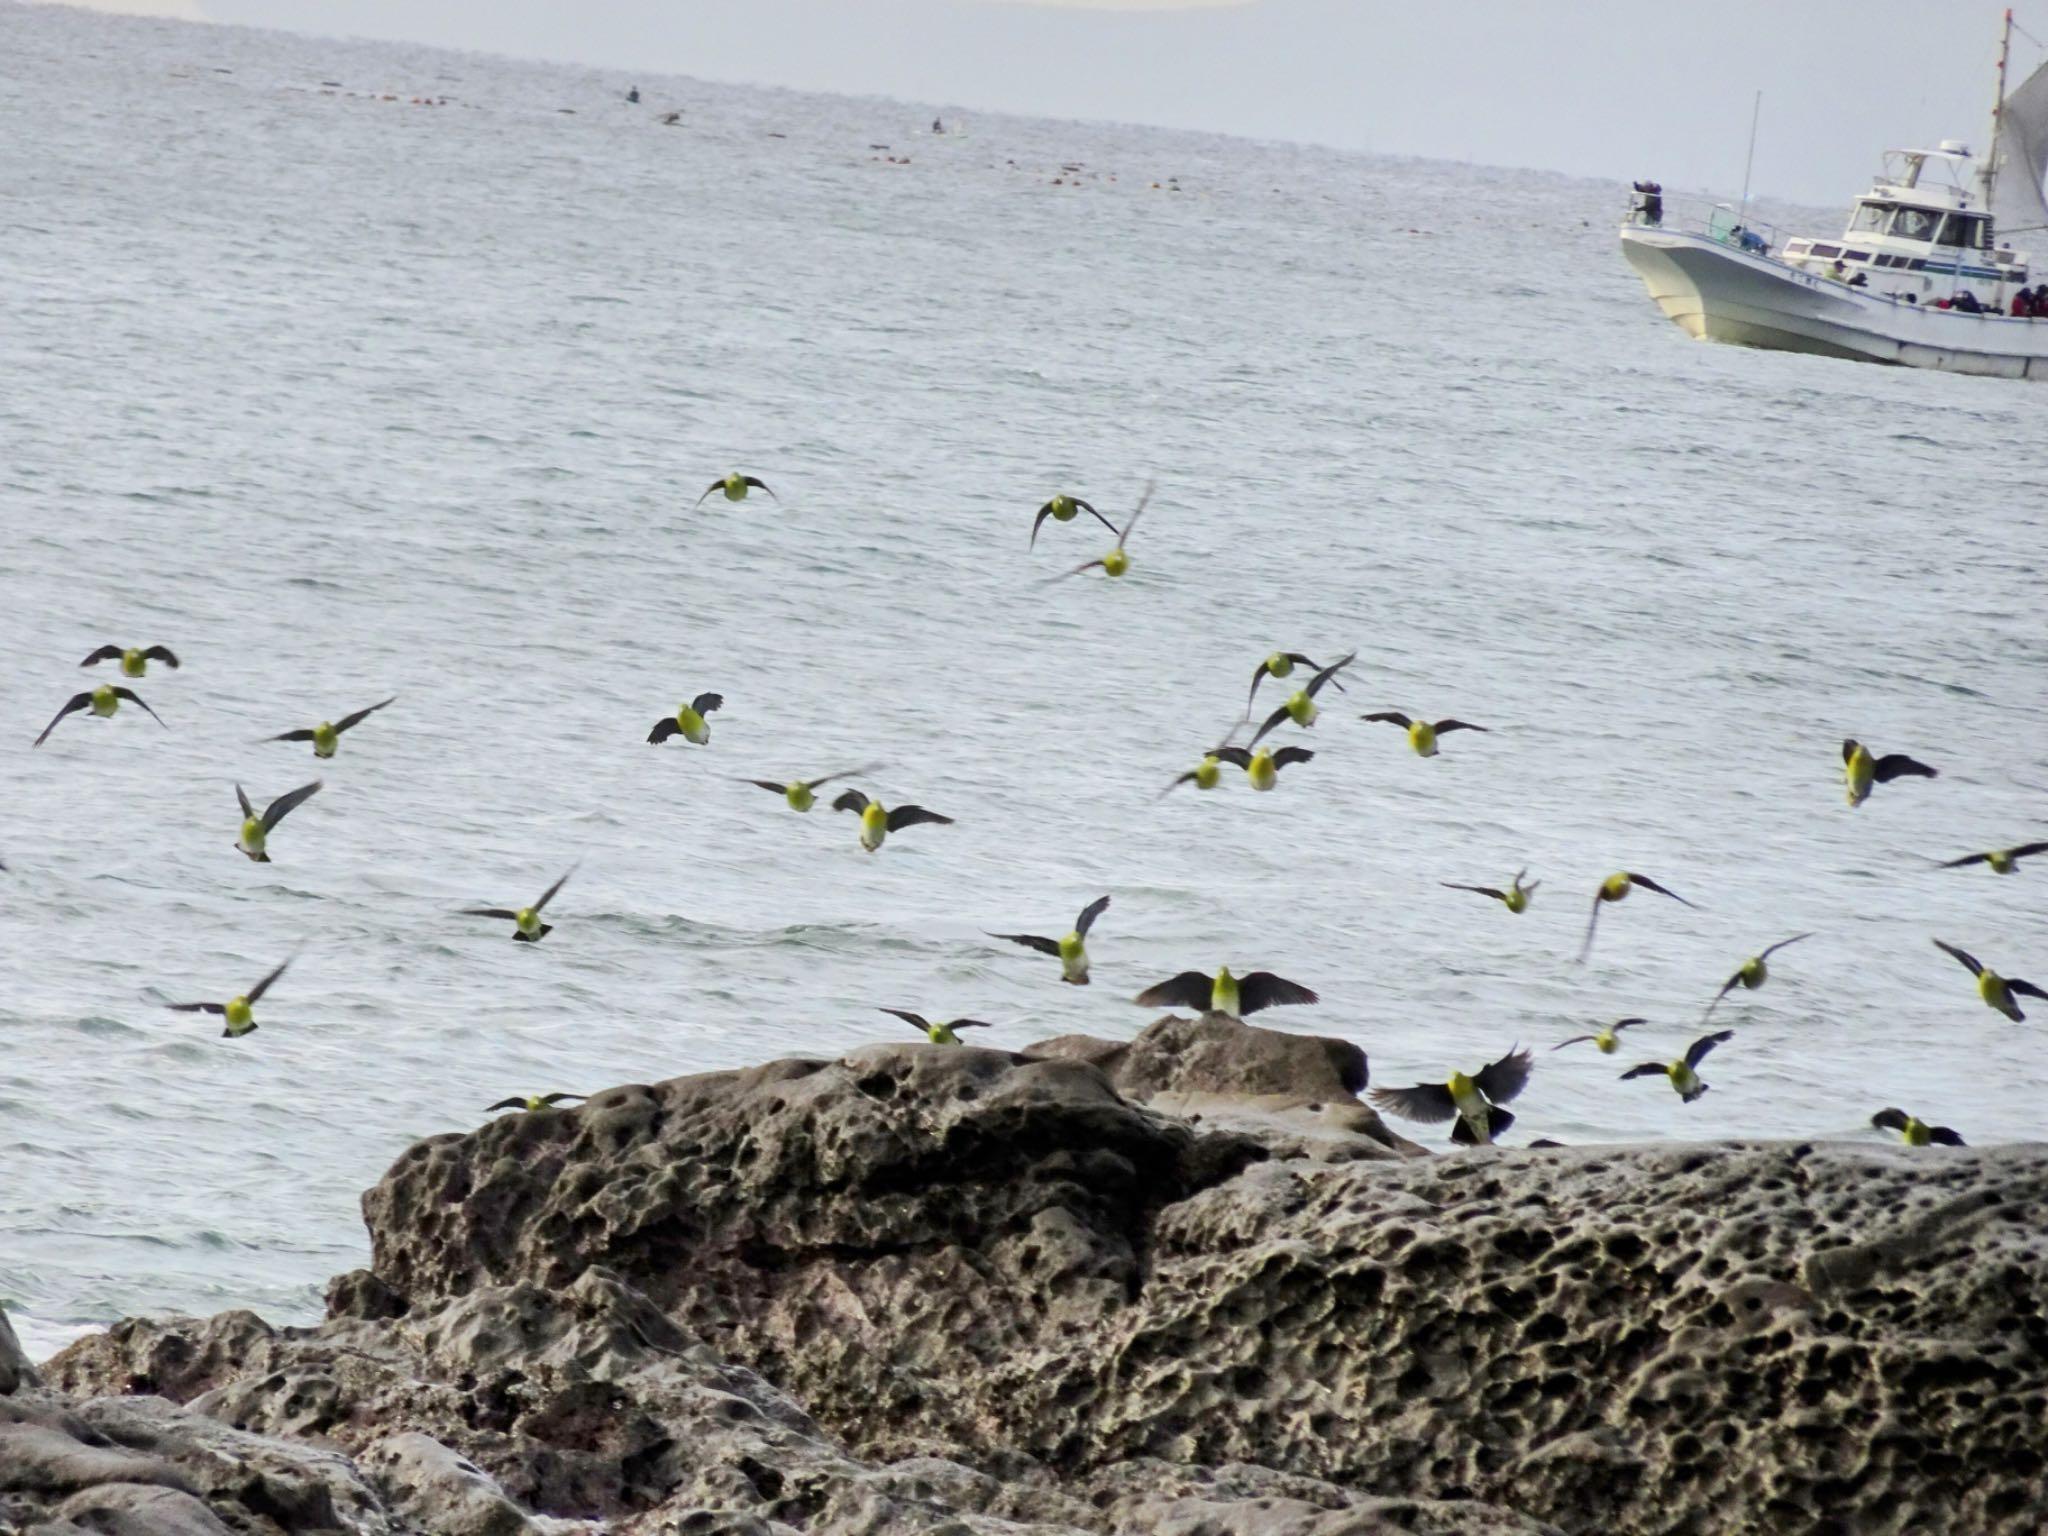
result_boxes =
[1450,1117,1478,1146]
[1681,1083,1709,1104]
[1488,1106,1516,1139]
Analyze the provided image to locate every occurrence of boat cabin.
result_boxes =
[1780,143,2030,303]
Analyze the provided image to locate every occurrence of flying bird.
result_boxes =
[881,1008,995,1045]
[1359,710,1488,757]
[34,685,164,747]
[987,895,1109,985]
[167,953,294,1039]
[1940,840,2048,875]
[1248,652,1357,746]
[694,471,777,509]
[1706,933,1813,1018]
[1049,482,1151,581]
[1212,744,1313,792]
[1619,1030,1733,1103]
[486,1092,587,1113]
[268,697,396,759]
[1842,738,1936,808]
[1551,1017,1648,1054]
[1931,938,2046,1021]
[1246,651,1348,719]
[234,780,322,863]
[738,764,882,813]
[80,644,178,677]
[1030,493,1118,547]
[1441,868,1538,914]
[649,693,723,746]
[1133,965,1317,1020]
[464,866,577,942]
[1870,1107,1965,1147]
[1577,871,1696,964]
[832,788,953,852]
[1370,1047,1532,1145]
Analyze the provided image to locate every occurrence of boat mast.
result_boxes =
[1738,90,1762,222]
[1985,8,2013,211]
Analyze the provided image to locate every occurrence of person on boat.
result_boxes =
[1632,180,1663,226]
[1737,226,1768,254]
[1827,259,1850,283]
[2011,289,2032,317]
[1952,289,1983,313]
[932,117,945,134]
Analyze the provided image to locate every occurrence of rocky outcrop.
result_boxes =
[32,1019,2048,1534]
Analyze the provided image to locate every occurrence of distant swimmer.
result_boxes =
[932,117,944,134]
[626,87,640,103]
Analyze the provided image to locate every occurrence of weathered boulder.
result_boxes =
[38,1034,2048,1534]
[0,1306,35,1396]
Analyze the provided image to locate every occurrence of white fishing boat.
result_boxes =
[1620,11,2048,378]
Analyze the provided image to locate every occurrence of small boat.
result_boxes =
[1620,12,2048,378]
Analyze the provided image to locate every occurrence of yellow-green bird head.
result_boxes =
[786,780,817,811]
[223,995,256,1036]
[861,801,888,847]
[1194,755,1222,789]
[1264,652,1295,679]
[1284,690,1315,727]
[1049,494,1079,521]
[1102,546,1130,578]
[90,685,120,717]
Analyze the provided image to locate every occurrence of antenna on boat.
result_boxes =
[1984,7,2014,211]
[1738,90,1762,222]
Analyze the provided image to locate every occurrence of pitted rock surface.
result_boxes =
[38,1038,2048,1534]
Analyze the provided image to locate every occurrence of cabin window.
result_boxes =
[1811,243,1842,258]
[1890,207,1940,240]
[1874,254,1895,267]
[1843,250,1871,261]
[1850,202,1893,232]
[1934,213,1987,248]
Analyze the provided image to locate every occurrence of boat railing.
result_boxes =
[1622,194,1790,257]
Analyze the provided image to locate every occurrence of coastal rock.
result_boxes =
[0,1307,35,1395]
[41,1036,2048,1534]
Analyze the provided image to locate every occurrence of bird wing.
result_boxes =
[262,780,322,831]
[832,789,870,814]
[1269,747,1314,771]
[542,1092,586,1105]
[804,763,884,792]
[167,1001,226,1014]
[1612,1017,1649,1033]
[1575,894,1604,965]
[1840,739,1859,764]
[878,1007,930,1031]
[1684,1030,1735,1069]
[1245,661,1275,718]
[1029,504,1055,548]
[1870,1107,1909,1133]
[2009,979,2048,1001]
[1618,1063,1667,1081]
[236,783,258,820]
[79,645,124,666]
[1157,770,1199,797]
[741,476,777,500]
[1433,719,1487,735]
[111,688,164,726]
[1475,1047,1533,1105]
[1929,1127,1966,1146]
[1705,974,1741,1015]
[2010,841,2048,861]
[1440,883,1507,901]
[692,479,724,508]
[1074,497,1117,534]
[1115,480,1155,548]
[1304,650,1357,699]
[989,932,1061,957]
[886,805,953,831]
[485,1097,527,1111]
[1369,1083,1458,1124]
[948,1019,996,1030]
[1551,1035,1597,1050]
[1627,873,1695,907]
[1238,972,1319,1012]
[1074,894,1110,938]
[33,693,92,746]
[142,646,180,667]
[1759,932,1813,961]
[1938,850,1990,868]
[334,697,397,733]
[1211,747,1253,769]
[533,865,577,912]
[1051,557,1106,581]
[1873,754,1937,783]
[744,779,786,794]
[1360,711,1413,728]
[463,908,519,920]
[647,719,680,744]
[1248,704,1291,748]
[270,728,318,743]
[691,692,724,716]
[1932,938,1983,976]
[246,955,293,1003]
[1133,972,1214,1011]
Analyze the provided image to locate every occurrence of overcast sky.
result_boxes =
[61,0,2045,203]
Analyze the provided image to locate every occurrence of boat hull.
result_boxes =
[1620,226,2048,378]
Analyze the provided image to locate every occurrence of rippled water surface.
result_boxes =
[3,2,2045,1347]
